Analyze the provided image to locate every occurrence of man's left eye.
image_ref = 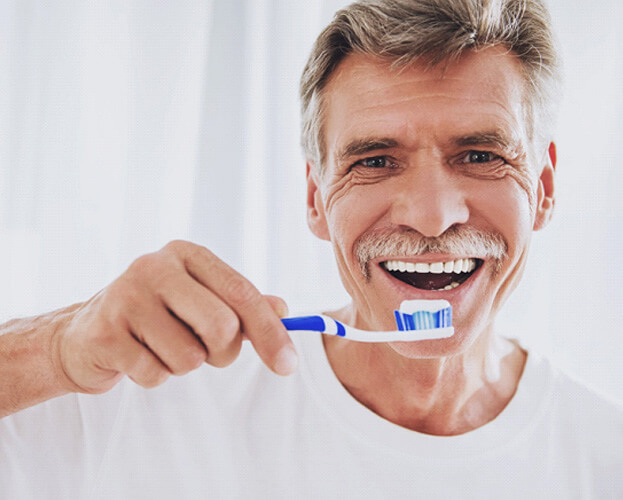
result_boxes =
[357,156,388,168]
[463,151,500,163]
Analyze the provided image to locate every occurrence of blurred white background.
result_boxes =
[1,0,621,401]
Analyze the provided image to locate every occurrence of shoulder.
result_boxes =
[527,351,623,445]
[519,351,623,496]
[546,356,623,423]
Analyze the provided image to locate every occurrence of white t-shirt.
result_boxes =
[1,332,621,500]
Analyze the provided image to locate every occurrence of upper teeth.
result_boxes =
[383,258,477,274]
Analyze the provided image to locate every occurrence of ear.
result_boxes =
[533,142,557,231]
[306,162,331,241]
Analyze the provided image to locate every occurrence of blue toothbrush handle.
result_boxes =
[281,316,347,337]
[281,316,326,332]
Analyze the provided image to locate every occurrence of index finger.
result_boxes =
[181,244,298,376]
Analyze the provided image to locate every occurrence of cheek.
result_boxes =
[324,184,391,248]
[507,167,539,216]
[474,177,534,258]
[458,161,538,216]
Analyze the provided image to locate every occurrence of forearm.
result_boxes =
[0,304,79,418]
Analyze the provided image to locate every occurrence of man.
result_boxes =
[1,0,621,498]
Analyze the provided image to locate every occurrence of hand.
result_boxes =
[53,240,298,394]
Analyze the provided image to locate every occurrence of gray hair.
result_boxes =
[300,0,562,169]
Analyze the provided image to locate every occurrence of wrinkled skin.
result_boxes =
[306,47,556,434]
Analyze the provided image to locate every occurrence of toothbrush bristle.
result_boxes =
[394,310,405,331]
[393,307,452,331]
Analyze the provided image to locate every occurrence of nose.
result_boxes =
[389,158,470,237]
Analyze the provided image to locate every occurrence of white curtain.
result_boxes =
[1,0,622,402]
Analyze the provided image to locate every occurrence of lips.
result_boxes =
[381,258,483,291]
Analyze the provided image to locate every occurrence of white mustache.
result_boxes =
[354,226,508,279]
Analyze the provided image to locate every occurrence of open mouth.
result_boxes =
[381,258,483,291]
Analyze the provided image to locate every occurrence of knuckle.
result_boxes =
[207,340,242,368]
[99,284,140,323]
[199,313,239,351]
[147,370,168,387]
[172,347,206,375]
[210,311,240,338]
[123,255,168,293]
[135,361,169,388]
[223,276,258,307]
[162,239,188,255]
[186,348,207,370]
[184,243,215,268]
[114,281,142,306]
[127,350,150,374]
[209,334,235,354]
[207,356,236,369]
[139,371,169,389]
[127,252,160,277]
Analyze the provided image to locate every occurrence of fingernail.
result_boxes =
[273,345,298,376]
[277,302,289,318]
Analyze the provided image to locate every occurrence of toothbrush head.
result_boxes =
[393,300,452,331]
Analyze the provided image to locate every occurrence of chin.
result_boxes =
[386,326,478,359]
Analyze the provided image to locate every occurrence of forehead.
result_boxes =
[322,47,528,162]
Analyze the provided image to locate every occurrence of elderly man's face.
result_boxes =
[306,46,555,357]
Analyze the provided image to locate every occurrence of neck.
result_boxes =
[323,305,527,436]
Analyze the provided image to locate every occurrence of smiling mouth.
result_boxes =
[381,258,483,291]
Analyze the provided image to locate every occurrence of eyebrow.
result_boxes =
[336,137,399,163]
[451,131,520,153]
[336,131,524,164]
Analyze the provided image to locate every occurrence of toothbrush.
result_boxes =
[281,300,454,342]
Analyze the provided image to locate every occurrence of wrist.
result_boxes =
[0,303,83,417]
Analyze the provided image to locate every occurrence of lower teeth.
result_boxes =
[436,281,460,292]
